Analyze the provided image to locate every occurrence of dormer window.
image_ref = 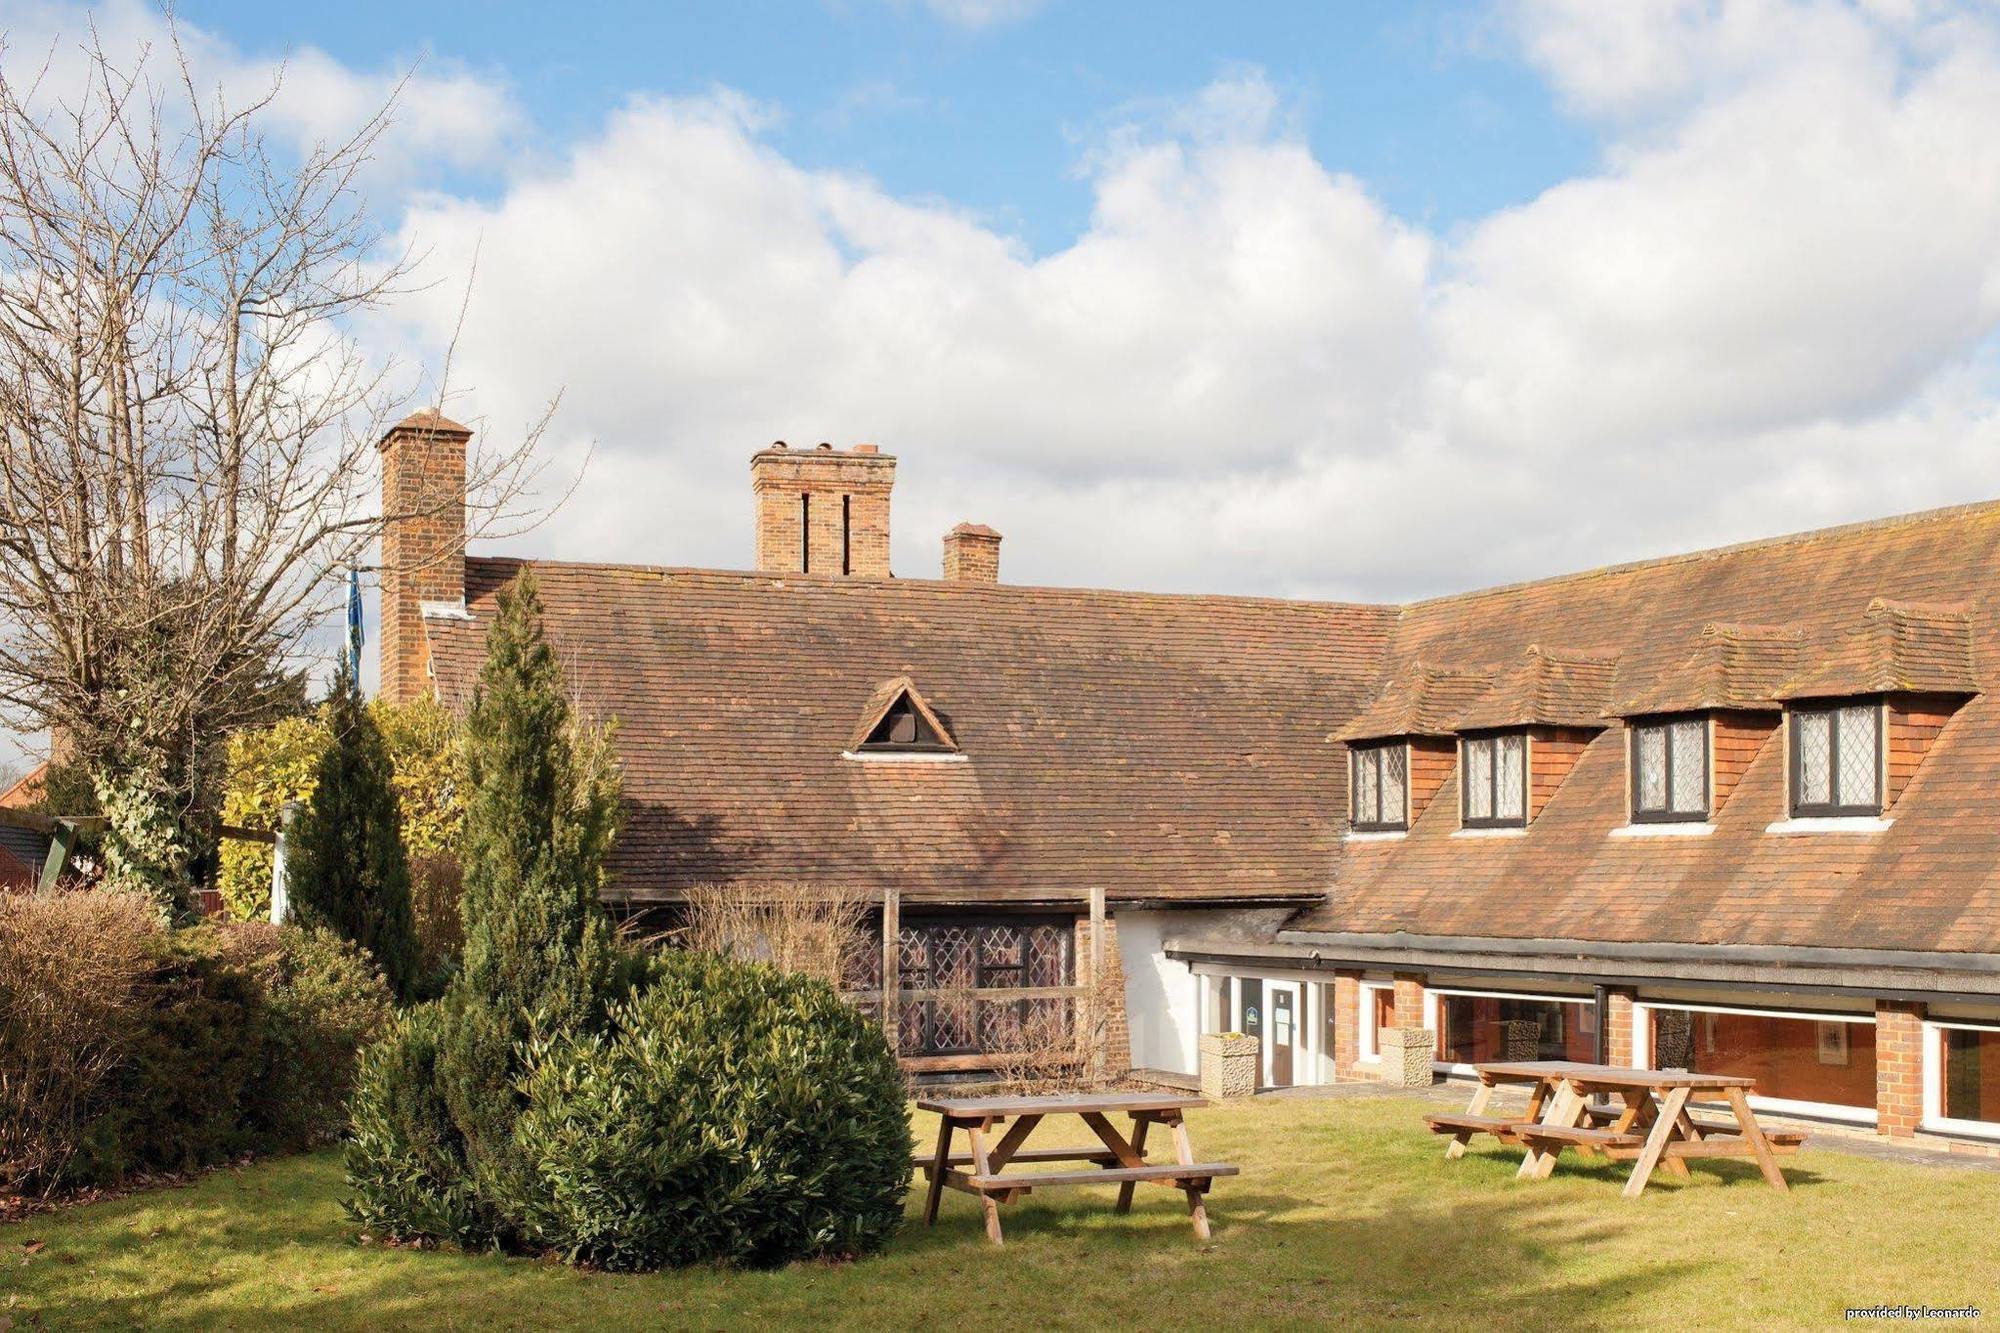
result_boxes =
[1350,742,1408,832]
[1461,732,1527,829]
[1789,701,1882,817]
[848,675,960,759]
[1630,716,1709,822]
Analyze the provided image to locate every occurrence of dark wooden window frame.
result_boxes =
[1460,730,1528,829]
[799,491,812,573]
[1628,713,1711,824]
[1788,699,1884,818]
[1349,740,1410,832]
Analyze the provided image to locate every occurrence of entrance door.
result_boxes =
[1239,978,1265,1080]
[1269,984,1297,1088]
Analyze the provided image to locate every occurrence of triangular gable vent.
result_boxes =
[851,676,958,752]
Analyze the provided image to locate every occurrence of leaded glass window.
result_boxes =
[1350,742,1408,831]
[1790,701,1882,816]
[1630,716,1709,822]
[1462,732,1527,828]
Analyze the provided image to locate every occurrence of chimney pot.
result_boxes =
[772,440,787,450]
[853,443,879,455]
[816,441,833,450]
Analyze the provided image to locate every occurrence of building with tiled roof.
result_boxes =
[379,414,2000,1140]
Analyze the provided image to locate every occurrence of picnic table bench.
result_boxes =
[915,1091,1237,1245]
[1425,1060,1806,1198]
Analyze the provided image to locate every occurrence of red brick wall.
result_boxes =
[1606,989,1636,1066]
[1408,738,1456,823]
[379,416,470,705]
[751,445,896,577]
[1332,971,1361,1079]
[1076,912,1129,1077]
[1527,727,1594,820]
[1876,999,1925,1137]
[1887,695,1963,807]
[1392,973,1426,1032]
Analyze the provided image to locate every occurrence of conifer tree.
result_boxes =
[288,665,419,999]
[432,571,625,1232]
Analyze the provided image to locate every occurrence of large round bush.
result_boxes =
[511,951,911,1270]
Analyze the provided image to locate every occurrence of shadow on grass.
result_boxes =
[20,1108,1860,1332]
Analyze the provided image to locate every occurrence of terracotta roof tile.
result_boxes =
[1611,623,1806,716]
[426,562,1394,905]
[1289,498,2000,956]
[1776,598,1979,700]
[1334,663,1496,741]
[1452,645,1619,731]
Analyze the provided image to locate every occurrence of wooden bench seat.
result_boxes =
[915,1146,1119,1172]
[968,1162,1239,1192]
[1514,1123,1644,1150]
[1425,1113,1531,1137]
[1680,1112,1808,1144]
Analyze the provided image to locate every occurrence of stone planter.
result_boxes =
[1377,1026,1437,1088]
[1199,1032,1260,1099]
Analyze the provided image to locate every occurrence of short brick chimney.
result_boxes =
[942,523,1002,583]
[750,442,896,577]
[379,409,471,704]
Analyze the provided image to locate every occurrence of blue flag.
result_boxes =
[346,567,365,683]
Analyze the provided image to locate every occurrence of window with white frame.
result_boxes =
[1629,715,1709,822]
[1350,742,1409,831]
[1432,988,1596,1066]
[1461,732,1527,828]
[1636,999,1878,1122]
[1926,1021,2000,1136]
[1789,701,1882,817]
[1357,981,1395,1061]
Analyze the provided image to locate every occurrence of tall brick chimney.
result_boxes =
[378,409,471,704]
[750,442,896,577]
[942,522,1001,583]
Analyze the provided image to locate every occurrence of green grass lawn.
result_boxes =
[2,1094,1994,1331]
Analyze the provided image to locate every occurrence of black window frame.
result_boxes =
[1628,713,1711,824]
[1788,699,1884,818]
[1460,730,1528,830]
[1348,741,1410,832]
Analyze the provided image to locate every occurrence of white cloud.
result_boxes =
[912,0,1047,30]
[1,0,524,188]
[14,0,2000,617]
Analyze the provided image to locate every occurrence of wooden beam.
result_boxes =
[881,889,900,1057]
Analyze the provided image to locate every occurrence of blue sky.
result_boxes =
[173,0,1594,254]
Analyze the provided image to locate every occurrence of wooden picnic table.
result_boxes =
[915,1091,1237,1245]
[1425,1060,1806,1198]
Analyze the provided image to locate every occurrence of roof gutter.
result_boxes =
[1164,928,2000,1002]
[1277,929,2000,975]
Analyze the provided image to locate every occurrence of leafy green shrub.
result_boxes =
[252,927,398,1147]
[219,694,466,960]
[513,951,910,1270]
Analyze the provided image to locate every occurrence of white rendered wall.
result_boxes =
[1118,911,1199,1073]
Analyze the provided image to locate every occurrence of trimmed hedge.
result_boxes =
[511,951,912,1270]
